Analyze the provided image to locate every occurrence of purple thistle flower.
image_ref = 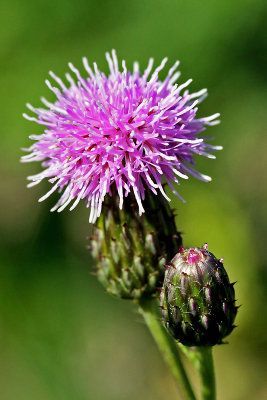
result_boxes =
[22,50,221,223]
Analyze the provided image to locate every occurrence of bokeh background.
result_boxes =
[1,0,267,399]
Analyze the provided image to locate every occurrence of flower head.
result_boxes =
[22,50,221,223]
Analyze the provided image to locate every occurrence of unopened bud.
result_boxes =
[160,245,238,346]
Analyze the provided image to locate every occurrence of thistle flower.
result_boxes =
[22,50,221,223]
[160,245,238,346]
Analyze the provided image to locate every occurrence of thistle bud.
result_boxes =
[160,245,238,346]
[89,192,182,299]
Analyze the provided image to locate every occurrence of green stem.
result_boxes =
[137,297,197,400]
[195,347,216,400]
[178,343,200,366]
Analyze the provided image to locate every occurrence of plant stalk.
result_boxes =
[137,297,197,400]
[195,347,216,400]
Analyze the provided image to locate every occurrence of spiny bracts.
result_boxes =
[89,192,182,299]
[160,244,238,346]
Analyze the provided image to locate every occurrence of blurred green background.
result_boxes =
[1,0,267,399]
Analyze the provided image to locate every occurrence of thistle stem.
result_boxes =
[195,347,216,400]
[137,297,197,400]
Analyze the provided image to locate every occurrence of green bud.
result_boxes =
[160,244,238,346]
[89,192,182,299]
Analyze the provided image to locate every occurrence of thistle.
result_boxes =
[90,191,182,299]
[21,50,220,223]
[21,51,226,400]
[160,244,238,346]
